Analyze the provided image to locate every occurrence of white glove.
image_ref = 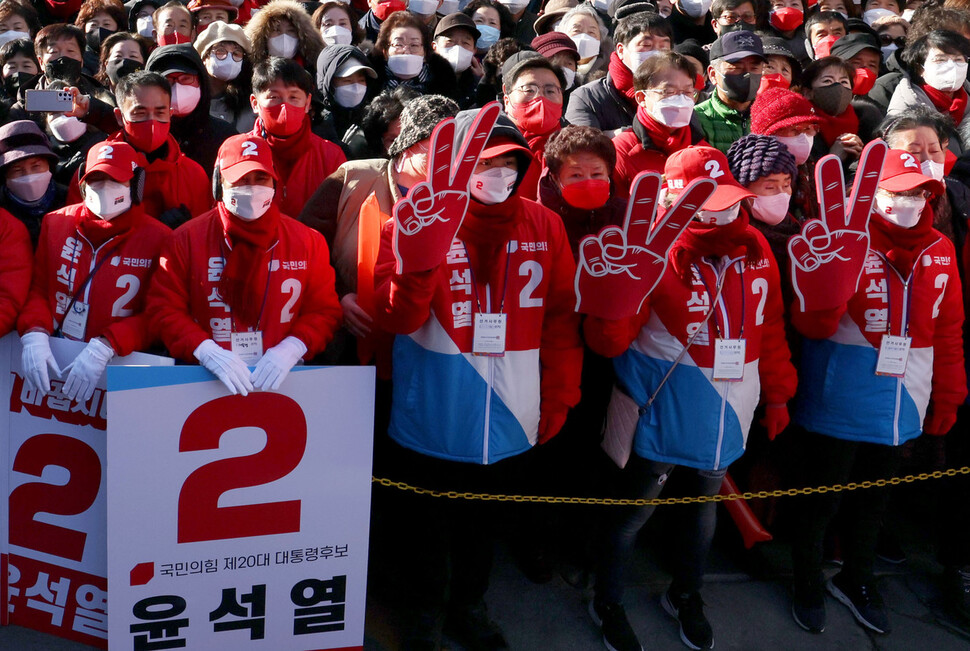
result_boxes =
[193,339,254,396]
[62,337,114,402]
[21,332,62,396]
[251,336,307,391]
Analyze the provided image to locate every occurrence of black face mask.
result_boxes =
[106,57,143,86]
[719,71,761,103]
[45,56,83,84]
[811,82,853,116]
[2,71,35,98]
[719,22,756,34]
[86,26,115,52]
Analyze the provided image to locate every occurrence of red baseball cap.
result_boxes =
[480,135,531,159]
[81,141,141,184]
[664,146,755,211]
[878,149,945,195]
[217,134,277,184]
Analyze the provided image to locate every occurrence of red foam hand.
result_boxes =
[760,404,790,441]
[392,102,501,274]
[788,139,888,313]
[575,173,716,320]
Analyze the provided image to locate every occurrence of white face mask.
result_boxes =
[901,8,914,21]
[438,0,459,13]
[49,114,87,142]
[625,48,658,72]
[206,53,242,81]
[750,192,791,226]
[7,171,52,203]
[470,166,518,204]
[84,179,131,220]
[334,82,367,107]
[695,202,740,225]
[227,0,245,6]
[874,191,926,228]
[441,44,474,73]
[921,159,945,182]
[649,94,694,128]
[322,25,353,46]
[0,30,30,47]
[388,53,424,78]
[679,0,713,18]
[136,16,155,39]
[881,43,898,60]
[408,0,439,15]
[863,7,896,25]
[776,133,813,165]
[498,0,530,12]
[922,58,969,93]
[570,33,600,60]
[593,0,614,12]
[561,66,576,89]
[268,33,298,58]
[223,184,275,221]
[395,145,429,185]
[171,83,201,116]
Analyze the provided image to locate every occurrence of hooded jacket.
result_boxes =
[374,108,583,464]
[146,44,239,174]
[0,208,32,336]
[315,45,379,145]
[245,0,324,76]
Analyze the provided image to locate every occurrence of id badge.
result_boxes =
[712,338,745,381]
[231,330,263,365]
[875,334,911,377]
[473,313,507,357]
[61,301,89,340]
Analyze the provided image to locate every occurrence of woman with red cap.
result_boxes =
[789,148,967,636]
[18,140,171,401]
[147,133,342,395]
[583,146,796,651]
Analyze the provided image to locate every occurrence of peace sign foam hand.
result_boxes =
[391,102,502,275]
[788,139,888,313]
[575,172,717,321]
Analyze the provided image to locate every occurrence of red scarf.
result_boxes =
[636,105,692,156]
[253,116,311,181]
[869,208,937,277]
[670,210,763,281]
[816,103,860,148]
[77,205,136,248]
[217,202,281,328]
[608,52,637,102]
[459,196,523,287]
[921,84,968,125]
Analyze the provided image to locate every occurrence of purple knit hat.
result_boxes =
[726,134,798,187]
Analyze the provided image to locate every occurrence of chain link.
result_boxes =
[372,466,970,506]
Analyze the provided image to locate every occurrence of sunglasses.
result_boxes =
[878,34,906,48]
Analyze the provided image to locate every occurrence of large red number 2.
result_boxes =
[8,434,101,561]
[177,393,307,543]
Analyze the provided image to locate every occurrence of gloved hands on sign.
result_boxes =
[194,339,254,396]
[62,337,114,402]
[21,331,63,396]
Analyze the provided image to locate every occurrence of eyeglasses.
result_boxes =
[718,11,757,24]
[166,72,197,85]
[211,46,244,61]
[645,87,695,99]
[388,39,423,54]
[512,83,563,100]
[877,34,906,48]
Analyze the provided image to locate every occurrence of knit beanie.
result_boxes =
[749,87,821,136]
[674,39,709,71]
[388,95,460,157]
[726,134,798,187]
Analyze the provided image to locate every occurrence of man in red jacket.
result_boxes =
[18,141,171,401]
[147,133,342,395]
[250,57,346,219]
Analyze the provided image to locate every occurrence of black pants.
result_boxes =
[791,431,905,589]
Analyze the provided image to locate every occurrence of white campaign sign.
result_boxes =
[106,365,375,650]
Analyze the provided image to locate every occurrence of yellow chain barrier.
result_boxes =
[372,466,970,506]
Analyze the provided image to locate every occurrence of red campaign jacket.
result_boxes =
[251,124,347,220]
[16,203,171,356]
[146,206,342,362]
[612,125,709,200]
[67,132,213,220]
[0,208,32,336]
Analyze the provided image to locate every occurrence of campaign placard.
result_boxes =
[106,365,375,650]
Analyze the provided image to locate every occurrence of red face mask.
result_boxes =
[813,34,840,59]
[758,73,791,95]
[374,0,406,20]
[259,102,306,137]
[508,96,562,136]
[694,73,706,91]
[157,30,190,46]
[124,119,169,153]
[769,7,803,31]
[561,179,610,210]
[852,67,877,95]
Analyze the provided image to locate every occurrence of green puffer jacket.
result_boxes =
[694,92,749,154]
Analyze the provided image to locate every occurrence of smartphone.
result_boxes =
[25,89,73,112]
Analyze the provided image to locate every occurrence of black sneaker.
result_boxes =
[661,590,714,650]
[444,601,509,651]
[589,599,643,651]
[826,573,891,634]
[943,566,970,624]
[791,582,826,633]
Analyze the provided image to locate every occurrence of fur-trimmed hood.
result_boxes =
[244,0,325,75]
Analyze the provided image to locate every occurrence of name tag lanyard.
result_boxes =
[54,234,123,339]
[220,241,275,333]
[882,263,914,340]
[464,242,513,356]
[692,262,745,341]
[875,260,914,378]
